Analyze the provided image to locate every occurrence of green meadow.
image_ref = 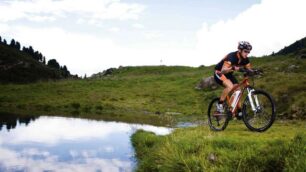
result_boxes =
[132,121,306,171]
[0,53,305,171]
[0,54,305,123]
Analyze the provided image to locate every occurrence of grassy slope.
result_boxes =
[132,121,306,171]
[0,53,305,123]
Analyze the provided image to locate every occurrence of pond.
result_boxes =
[0,114,172,172]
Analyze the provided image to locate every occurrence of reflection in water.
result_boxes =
[0,115,172,172]
[0,113,37,131]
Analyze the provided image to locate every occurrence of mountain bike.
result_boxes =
[207,69,276,132]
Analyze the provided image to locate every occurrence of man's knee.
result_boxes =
[223,80,233,90]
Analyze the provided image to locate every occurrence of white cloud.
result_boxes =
[196,0,306,65]
[1,25,118,75]
[0,0,145,23]
[109,27,121,33]
[132,23,145,29]
[0,23,9,33]
[1,0,305,76]
[28,15,57,22]
[0,24,198,75]
[144,31,163,40]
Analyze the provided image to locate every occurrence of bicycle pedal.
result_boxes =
[236,113,243,120]
[227,113,233,120]
[236,116,242,120]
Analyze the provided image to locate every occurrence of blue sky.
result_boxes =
[0,0,305,76]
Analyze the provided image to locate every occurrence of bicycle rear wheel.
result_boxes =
[207,97,230,131]
[242,90,276,132]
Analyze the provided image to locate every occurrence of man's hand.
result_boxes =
[231,66,240,71]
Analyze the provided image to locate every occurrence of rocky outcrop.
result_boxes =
[195,76,219,90]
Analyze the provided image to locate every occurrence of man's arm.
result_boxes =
[221,61,234,74]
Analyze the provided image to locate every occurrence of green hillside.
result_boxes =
[0,36,305,123]
[0,41,72,83]
[0,52,305,122]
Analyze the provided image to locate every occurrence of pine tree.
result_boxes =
[10,39,16,47]
[47,59,60,70]
[28,46,34,56]
[62,65,70,77]
[34,51,39,61]
[15,41,21,50]
[38,52,43,62]
[22,46,27,52]
[42,57,46,65]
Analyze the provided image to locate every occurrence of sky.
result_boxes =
[0,0,305,76]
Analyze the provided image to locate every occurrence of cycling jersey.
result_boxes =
[215,51,251,72]
[214,51,251,86]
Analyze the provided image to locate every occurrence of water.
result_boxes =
[0,114,172,172]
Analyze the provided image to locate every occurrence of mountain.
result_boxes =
[275,36,306,57]
[0,38,74,83]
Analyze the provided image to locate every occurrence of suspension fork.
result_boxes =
[247,87,259,112]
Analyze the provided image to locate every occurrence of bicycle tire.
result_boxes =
[242,89,276,132]
[207,97,230,131]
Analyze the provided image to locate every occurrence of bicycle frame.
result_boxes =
[225,75,259,116]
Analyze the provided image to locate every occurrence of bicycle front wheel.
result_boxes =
[207,97,230,131]
[242,90,276,132]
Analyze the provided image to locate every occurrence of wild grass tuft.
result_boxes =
[132,121,306,171]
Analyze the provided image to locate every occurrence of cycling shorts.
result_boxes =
[214,71,238,86]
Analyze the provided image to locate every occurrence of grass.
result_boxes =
[131,121,306,171]
[0,66,209,124]
[0,53,305,125]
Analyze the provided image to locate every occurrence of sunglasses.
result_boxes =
[243,50,250,53]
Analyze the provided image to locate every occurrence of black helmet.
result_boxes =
[238,41,252,50]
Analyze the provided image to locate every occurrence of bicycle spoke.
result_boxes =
[208,98,229,131]
[243,90,275,132]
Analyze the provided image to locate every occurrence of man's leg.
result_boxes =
[215,79,233,114]
[220,79,234,102]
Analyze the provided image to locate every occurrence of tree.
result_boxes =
[61,65,70,78]
[34,51,40,61]
[47,59,60,70]
[0,36,2,43]
[28,46,34,56]
[22,46,27,52]
[10,39,16,48]
[42,57,46,65]
[3,39,7,45]
[15,41,21,50]
[38,52,43,62]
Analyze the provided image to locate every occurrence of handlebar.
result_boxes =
[239,68,262,76]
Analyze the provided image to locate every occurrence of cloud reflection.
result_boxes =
[0,116,172,171]
[0,116,171,145]
[0,147,132,172]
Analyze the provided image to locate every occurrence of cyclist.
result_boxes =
[214,41,253,117]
